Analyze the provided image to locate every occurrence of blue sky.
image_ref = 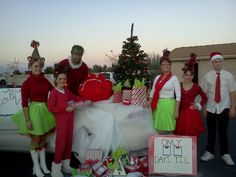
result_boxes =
[0,0,236,71]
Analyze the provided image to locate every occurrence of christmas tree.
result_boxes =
[113,23,150,88]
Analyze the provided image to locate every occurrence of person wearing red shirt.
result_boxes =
[11,41,55,177]
[175,53,207,138]
[57,45,88,95]
[48,71,78,177]
[55,45,88,175]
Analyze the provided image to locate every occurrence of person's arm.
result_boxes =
[174,76,181,119]
[229,91,236,118]
[228,74,236,118]
[149,76,158,105]
[196,85,208,110]
[47,90,67,113]
[21,82,32,130]
[201,76,208,118]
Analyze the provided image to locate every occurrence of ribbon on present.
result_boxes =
[131,79,147,106]
[107,147,128,171]
[112,82,123,92]
[123,79,131,89]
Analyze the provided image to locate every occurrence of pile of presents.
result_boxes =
[112,79,148,107]
[76,148,148,177]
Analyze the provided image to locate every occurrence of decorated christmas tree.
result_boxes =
[113,24,150,88]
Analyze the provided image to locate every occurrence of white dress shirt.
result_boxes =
[150,75,181,101]
[201,69,236,114]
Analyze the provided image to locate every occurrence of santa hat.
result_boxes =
[210,52,224,62]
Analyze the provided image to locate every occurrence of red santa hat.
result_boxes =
[210,52,224,62]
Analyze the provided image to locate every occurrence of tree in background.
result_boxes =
[147,53,160,70]
[44,66,54,74]
[113,23,150,87]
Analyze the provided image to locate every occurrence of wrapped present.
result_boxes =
[113,91,123,103]
[112,82,123,103]
[104,156,113,167]
[101,169,113,177]
[131,79,147,106]
[86,149,103,165]
[79,164,93,177]
[92,161,107,177]
[113,159,126,176]
[138,156,148,176]
[107,147,128,171]
[80,164,92,172]
[122,89,132,101]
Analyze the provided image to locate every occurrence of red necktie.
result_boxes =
[215,72,221,103]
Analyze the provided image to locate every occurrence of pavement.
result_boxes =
[0,118,236,177]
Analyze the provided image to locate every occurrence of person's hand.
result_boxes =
[203,110,207,118]
[66,106,74,112]
[174,110,179,119]
[26,120,33,130]
[229,107,236,118]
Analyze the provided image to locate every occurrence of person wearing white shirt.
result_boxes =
[149,49,181,134]
[200,52,236,166]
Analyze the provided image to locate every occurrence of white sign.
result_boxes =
[149,135,197,176]
[0,88,21,117]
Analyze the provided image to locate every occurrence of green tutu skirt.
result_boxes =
[153,98,176,131]
[11,102,56,135]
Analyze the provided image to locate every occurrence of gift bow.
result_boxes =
[134,78,145,88]
[112,82,123,92]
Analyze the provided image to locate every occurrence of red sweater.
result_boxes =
[21,73,53,107]
[58,59,88,95]
[180,83,208,110]
[47,87,77,115]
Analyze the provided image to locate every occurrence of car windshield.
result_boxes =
[102,73,110,79]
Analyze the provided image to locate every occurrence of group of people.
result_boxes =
[149,49,236,166]
[11,40,236,177]
[12,41,88,177]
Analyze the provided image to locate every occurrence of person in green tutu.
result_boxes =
[11,40,56,177]
[149,49,181,134]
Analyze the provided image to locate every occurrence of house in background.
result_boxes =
[170,43,236,84]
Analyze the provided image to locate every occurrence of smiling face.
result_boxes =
[212,59,223,72]
[55,73,67,88]
[29,61,43,75]
[161,60,171,73]
[182,70,194,82]
[71,51,83,64]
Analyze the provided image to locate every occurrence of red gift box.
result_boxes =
[113,91,123,103]
[92,161,107,177]
[101,169,113,177]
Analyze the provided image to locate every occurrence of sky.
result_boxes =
[0,0,236,72]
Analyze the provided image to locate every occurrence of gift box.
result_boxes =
[131,79,147,107]
[101,169,113,177]
[86,149,103,165]
[80,164,92,172]
[92,161,107,177]
[138,156,148,176]
[112,82,123,103]
[113,91,123,103]
[122,89,132,101]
